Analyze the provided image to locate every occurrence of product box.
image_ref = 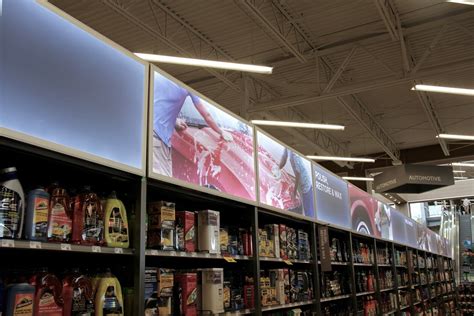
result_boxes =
[274,269,286,305]
[220,228,229,255]
[297,230,310,261]
[174,273,197,316]
[283,269,290,304]
[201,268,224,314]
[228,227,239,255]
[157,297,172,315]
[231,287,244,310]
[243,285,254,309]
[197,210,220,254]
[258,229,268,257]
[223,281,231,310]
[147,201,176,250]
[239,228,252,256]
[145,267,158,300]
[158,269,174,298]
[176,211,196,252]
[279,224,288,259]
[265,224,280,259]
[287,227,297,260]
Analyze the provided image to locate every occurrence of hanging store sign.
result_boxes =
[374,164,454,193]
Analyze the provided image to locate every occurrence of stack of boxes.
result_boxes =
[259,224,310,261]
[147,202,253,257]
[260,269,313,307]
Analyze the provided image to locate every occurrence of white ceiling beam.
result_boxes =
[322,47,357,93]
[233,0,313,63]
[337,96,401,162]
[248,57,474,112]
[411,24,450,74]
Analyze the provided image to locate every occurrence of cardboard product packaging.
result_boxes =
[287,227,297,260]
[273,269,286,305]
[297,230,310,261]
[157,297,172,315]
[283,269,290,304]
[279,224,288,260]
[265,224,280,259]
[158,269,174,298]
[228,227,239,255]
[239,228,253,256]
[220,227,229,255]
[147,201,176,250]
[198,210,220,254]
[174,272,197,316]
[176,211,196,252]
[243,284,254,309]
[201,268,224,314]
[145,267,158,300]
[258,229,270,257]
[223,281,232,310]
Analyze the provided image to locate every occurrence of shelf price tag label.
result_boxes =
[60,243,71,251]
[191,252,197,257]
[114,248,123,254]
[149,250,159,256]
[283,260,293,266]
[92,246,101,253]
[169,251,176,256]
[223,256,237,263]
[1,239,14,248]
[29,241,42,249]
[180,252,186,257]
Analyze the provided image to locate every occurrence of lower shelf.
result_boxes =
[320,294,351,302]
[218,309,254,315]
[261,300,315,312]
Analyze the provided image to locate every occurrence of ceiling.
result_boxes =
[49,0,474,175]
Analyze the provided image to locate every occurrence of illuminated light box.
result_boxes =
[150,69,256,202]
[348,184,381,237]
[313,164,350,228]
[256,130,314,217]
[0,0,147,173]
[389,208,408,245]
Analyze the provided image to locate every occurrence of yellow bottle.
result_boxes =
[95,269,124,316]
[104,191,129,248]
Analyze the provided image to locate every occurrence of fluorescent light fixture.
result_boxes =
[251,120,344,130]
[453,170,466,173]
[454,176,468,180]
[134,53,273,74]
[452,162,474,167]
[447,0,474,5]
[342,176,374,182]
[307,155,375,163]
[411,84,474,96]
[437,134,474,141]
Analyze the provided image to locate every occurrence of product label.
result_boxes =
[38,292,62,316]
[160,206,175,222]
[108,207,128,243]
[71,285,93,315]
[187,287,197,306]
[33,197,49,238]
[48,203,72,241]
[0,186,21,238]
[13,293,34,316]
[82,198,104,242]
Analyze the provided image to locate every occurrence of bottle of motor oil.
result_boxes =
[62,268,94,316]
[95,269,124,316]
[47,187,73,243]
[72,186,105,246]
[25,188,50,241]
[0,167,25,239]
[104,192,129,248]
[5,283,35,316]
[33,269,64,316]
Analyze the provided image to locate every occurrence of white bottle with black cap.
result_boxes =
[0,167,25,239]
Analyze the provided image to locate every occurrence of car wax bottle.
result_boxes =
[0,167,25,239]
[95,269,123,316]
[104,192,129,248]
[63,268,94,316]
[25,188,50,241]
[34,269,64,316]
[47,186,73,243]
[5,283,35,316]
[72,186,104,246]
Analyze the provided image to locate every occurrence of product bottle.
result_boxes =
[72,186,105,245]
[5,283,35,316]
[95,269,124,316]
[25,188,50,241]
[104,192,129,248]
[62,268,94,316]
[33,269,64,316]
[0,167,25,239]
[47,187,73,242]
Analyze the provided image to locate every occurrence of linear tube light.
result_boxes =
[307,155,375,163]
[342,176,375,182]
[447,0,474,5]
[437,134,474,141]
[251,120,345,130]
[453,170,466,173]
[134,53,273,74]
[454,176,469,180]
[411,84,474,96]
[452,162,474,167]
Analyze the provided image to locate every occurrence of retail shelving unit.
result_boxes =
[0,137,456,316]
